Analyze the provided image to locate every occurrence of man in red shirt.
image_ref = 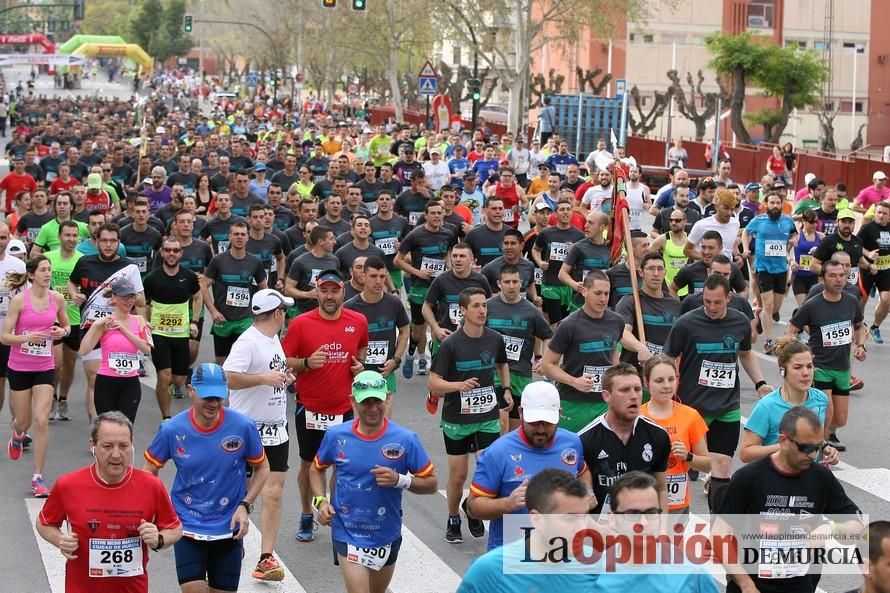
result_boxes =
[84,172,116,215]
[0,155,37,215]
[49,161,79,196]
[282,269,368,542]
[36,411,182,593]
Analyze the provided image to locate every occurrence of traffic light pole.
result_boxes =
[194,18,281,101]
[444,4,480,133]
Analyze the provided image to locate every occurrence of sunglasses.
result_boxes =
[788,437,826,455]
[613,508,662,521]
[163,247,182,253]
[354,378,387,391]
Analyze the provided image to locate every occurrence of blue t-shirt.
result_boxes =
[473,158,501,184]
[744,214,797,273]
[76,240,127,257]
[448,157,470,189]
[590,565,720,592]
[470,428,586,549]
[545,153,579,176]
[314,418,434,547]
[745,387,829,446]
[144,407,265,538]
[655,186,697,209]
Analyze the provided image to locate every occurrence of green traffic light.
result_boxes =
[472,92,480,101]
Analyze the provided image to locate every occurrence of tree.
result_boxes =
[667,69,728,141]
[627,85,670,136]
[705,32,768,145]
[528,68,565,109]
[81,0,131,36]
[129,0,160,52]
[151,0,193,63]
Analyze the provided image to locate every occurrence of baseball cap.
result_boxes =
[87,173,103,190]
[190,363,228,399]
[111,278,138,296]
[142,177,152,185]
[837,209,857,220]
[520,381,560,424]
[874,171,888,180]
[251,288,294,314]
[317,269,344,287]
[254,162,267,172]
[156,126,166,134]
[804,173,816,185]
[6,239,26,256]
[744,182,761,193]
[403,145,415,153]
[430,147,441,155]
[534,201,553,212]
[352,370,388,402]
[771,178,787,189]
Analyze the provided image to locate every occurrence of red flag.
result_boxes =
[609,161,629,263]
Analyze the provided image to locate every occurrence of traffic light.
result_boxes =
[322,0,336,6]
[352,0,366,9]
[467,78,481,102]
[183,14,193,33]
[72,0,84,20]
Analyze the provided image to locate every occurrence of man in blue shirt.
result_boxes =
[741,192,798,354]
[448,144,470,191]
[468,381,590,550]
[143,363,270,589]
[546,140,579,177]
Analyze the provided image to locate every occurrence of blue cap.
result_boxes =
[254,162,267,172]
[744,182,761,193]
[190,363,228,399]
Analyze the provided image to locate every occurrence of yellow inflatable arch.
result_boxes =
[73,42,153,73]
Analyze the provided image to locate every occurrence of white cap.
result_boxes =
[875,171,888,180]
[155,126,166,135]
[520,381,560,424]
[804,172,816,185]
[251,289,294,315]
[6,239,26,256]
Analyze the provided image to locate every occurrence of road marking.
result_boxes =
[26,498,65,593]
[834,468,890,502]
[239,518,307,592]
[389,524,463,593]
[437,489,490,530]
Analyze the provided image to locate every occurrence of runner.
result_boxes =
[481,228,539,302]
[119,199,163,278]
[200,220,267,365]
[143,363,269,593]
[222,288,297,581]
[790,209,823,309]
[281,269,368,542]
[311,370,437,593]
[29,191,89,257]
[465,196,507,267]
[285,225,339,316]
[144,236,201,421]
[2,256,69,497]
[0,222,24,415]
[532,199,585,327]
[344,256,409,418]
[670,230,747,297]
[36,411,182,593]
[78,278,152,424]
[46,221,82,420]
[857,200,890,343]
[428,286,511,543]
[199,193,245,254]
[558,210,612,310]
[369,189,409,293]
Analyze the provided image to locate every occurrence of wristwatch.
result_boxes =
[312,495,327,510]
[393,356,402,367]
[685,451,694,462]
[152,533,165,552]
[238,500,254,514]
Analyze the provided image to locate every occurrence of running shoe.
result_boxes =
[702,475,711,496]
[425,392,440,415]
[763,339,775,355]
[462,498,485,539]
[850,376,864,391]
[56,400,70,421]
[402,352,414,379]
[31,476,49,498]
[295,513,315,542]
[416,357,429,375]
[871,326,884,345]
[251,555,285,581]
[171,384,185,399]
[138,360,147,378]
[23,433,32,448]
[829,431,847,452]
[50,400,59,421]
[445,515,463,544]
[7,431,24,460]
[755,315,763,335]
[772,311,780,322]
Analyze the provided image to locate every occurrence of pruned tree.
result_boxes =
[816,99,841,154]
[576,67,611,95]
[438,61,498,114]
[528,68,565,109]
[851,123,867,152]
[667,69,728,140]
[627,85,670,136]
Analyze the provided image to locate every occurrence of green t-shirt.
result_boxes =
[793,198,820,216]
[33,219,90,252]
[44,248,83,325]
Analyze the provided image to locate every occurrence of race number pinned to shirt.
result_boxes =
[877,255,890,271]
[820,321,852,347]
[798,254,812,269]
[366,201,379,216]
[257,422,288,446]
[305,411,344,431]
[583,365,607,393]
[758,534,809,579]
[89,537,143,578]
[132,256,148,273]
[503,208,515,223]
[86,304,115,323]
[448,302,463,325]
[365,341,389,366]
[645,341,664,355]
[346,543,392,571]
[374,237,397,255]
[408,211,422,226]
[20,335,52,357]
[764,240,787,258]
[698,360,736,389]
[420,257,445,278]
[109,352,138,375]
[848,267,859,285]
[534,268,543,285]
[0,289,13,314]
[502,335,524,362]
[460,386,497,415]
[549,242,568,262]
[217,240,231,253]
[225,286,250,307]
[666,472,687,507]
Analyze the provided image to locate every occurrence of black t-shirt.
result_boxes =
[424,271,492,332]
[287,251,340,312]
[369,214,410,269]
[565,239,612,303]
[534,225,585,285]
[812,232,863,271]
[344,293,409,373]
[246,233,283,286]
[485,296,552,376]
[653,206,701,235]
[270,170,299,192]
[167,171,199,193]
[481,256,536,296]
[856,220,890,261]
[17,211,53,244]
[204,251,266,322]
[394,189,428,228]
[673,260,747,295]
[579,415,670,514]
[681,291,755,320]
[335,242,386,278]
[143,266,200,305]
[397,225,458,287]
[790,293,863,370]
[119,224,163,276]
[464,225,506,267]
[199,215,247,253]
[615,293,682,366]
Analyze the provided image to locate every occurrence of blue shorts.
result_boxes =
[174,535,243,591]
[333,536,403,568]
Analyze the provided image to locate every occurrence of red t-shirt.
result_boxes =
[0,172,37,211]
[282,307,369,415]
[50,176,79,195]
[38,465,181,593]
[548,211,587,231]
[84,189,112,213]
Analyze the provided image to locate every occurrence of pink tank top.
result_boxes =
[97,315,141,378]
[8,289,57,372]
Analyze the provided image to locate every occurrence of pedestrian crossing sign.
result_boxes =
[419,76,437,96]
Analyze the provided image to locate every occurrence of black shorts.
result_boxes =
[792,274,819,296]
[174,536,242,592]
[190,317,205,342]
[333,536,402,568]
[706,418,741,457]
[443,428,499,455]
[263,437,290,473]
[61,325,81,351]
[151,334,191,375]
[0,344,9,378]
[756,271,788,295]
[409,301,425,326]
[860,270,890,295]
[541,297,568,324]
[211,332,241,359]
[496,387,521,419]
[7,369,55,391]
[295,405,355,462]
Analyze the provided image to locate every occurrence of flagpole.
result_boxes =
[610,157,646,346]
[622,204,646,346]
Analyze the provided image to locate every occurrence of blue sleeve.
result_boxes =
[243,418,265,464]
[745,216,760,235]
[144,422,171,467]
[469,444,502,498]
[406,432,434,477]
[744,397,773,439]
[456,551,503,593]
[315,428,337,466]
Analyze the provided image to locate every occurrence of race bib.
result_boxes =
[669,258,686,269]
[583,365,607,393]
[225,286,250,307]
[758,536,809,579]
[408,211,422,226]
[630,209,642,225]
[26,228,39,243]
[366,201,379,215]
[87,304,115,323]
[448,302,463,325]
[20,335,51,357]
[460,385,497,415]
[798,254,812,269]
[820,320,852,347]
[257,422,287,446]
[698,360,736,389]
[549,242,568,262]
[503,208,515,223]
[216,240,230,253]
[305,411,344,431]
[666,472,687,507]
[156,312,187,335]
[89,537,143,578]
[309,269,322,288]
[503,335,524,362]
[848,267,859,285]
[365,340,389,366]
[0,290,9,314]
[534,268,543,285]
[420,257,445,278]
[645,341,664,355]
[346,543,391,571]
[132,256,147,273]
[878,255,890,271]
[109,352,138,375]
[764,240,787,257]
[374,237,397,256]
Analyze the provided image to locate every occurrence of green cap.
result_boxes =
[837,209,857,220]
[352,370,388,402]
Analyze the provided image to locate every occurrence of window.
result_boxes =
[813,40,827,51]
[642,34,654,44]
[843,42,866,54]
[748,0,775,28]
[629,32,636,43]
[662,33,686,45]
[840,101,864,113]
[785,40,806,50]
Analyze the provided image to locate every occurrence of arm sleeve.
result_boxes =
[222,339,252,373]
[143,424,171,468]
[468,446,501,498]
[37,477,67,526]
[429,337,453,377]
[744,399,772,439]
[280,318,301,358]
[662,322,686,358]
[244,420,266,465]
[151,476,182,530]
[313,430,336,469]
[407,433,435,477]
[547,321,572,355]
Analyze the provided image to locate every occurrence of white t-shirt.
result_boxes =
[625,183,648,230]
[687,215,740,259]
[506,148,531,175]
[581,185,613,210]
[223,325,289,427]
[422,161,451,191]
[0,255,25,321]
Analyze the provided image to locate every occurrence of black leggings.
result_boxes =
[94,374,142,423]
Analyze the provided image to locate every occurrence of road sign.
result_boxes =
[418,60,437,78]
[418,77,437,96]
[614,79,627,100]
[347,83,359,95]
[246,72,259,88]
[0,53,85,66]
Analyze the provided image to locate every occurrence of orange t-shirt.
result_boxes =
[453,204,473,224]
[640,401,708,511]
[527,178,548,196]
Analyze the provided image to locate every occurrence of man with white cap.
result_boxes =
[853,170,890,214]
[222,288,296,582]
[467,381,590,551]
[423,146,451,191]
[312,370,437,593]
